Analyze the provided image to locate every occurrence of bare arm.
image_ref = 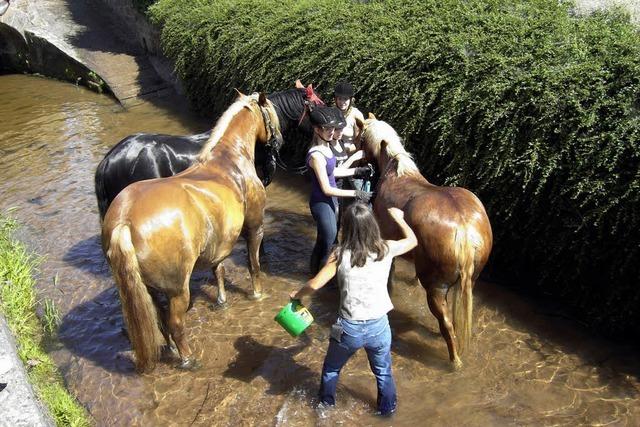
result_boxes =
[309,153,357,198]
[352,109,365,141]
[387,207,418,256]
[341,150,364,169]
[334,165,357,178]
[289,253,338,300]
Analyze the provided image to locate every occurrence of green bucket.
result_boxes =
[275,300,314,337]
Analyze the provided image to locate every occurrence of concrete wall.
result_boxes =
[98,0,185,94]
[0,1,109,94]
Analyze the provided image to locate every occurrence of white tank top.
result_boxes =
[337,240,402,320]
[340,107,364,146]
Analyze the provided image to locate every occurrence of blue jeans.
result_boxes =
[309,201,338,275]
[319,315,397,415]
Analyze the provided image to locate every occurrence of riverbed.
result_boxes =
[0,74,638,426]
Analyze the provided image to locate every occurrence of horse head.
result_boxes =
[268,81,324,134]
[254,91,282,186]
[358,114,419,178]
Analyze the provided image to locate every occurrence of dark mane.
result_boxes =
[267,88,307,134]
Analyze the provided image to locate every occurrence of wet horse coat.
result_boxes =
[102,93,279,372]
[94,81,323,219]
[359,116,493,368]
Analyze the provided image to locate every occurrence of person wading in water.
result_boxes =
[290,202,417,416]
[306,106,373,275]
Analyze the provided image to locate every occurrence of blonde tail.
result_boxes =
[451,226,476,354]
[107,224,161,372]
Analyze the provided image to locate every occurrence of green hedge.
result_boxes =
[148,0,640,337]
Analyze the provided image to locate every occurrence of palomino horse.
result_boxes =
[358,115,493,368]
[94,81,324,220]
[102,92,281,372]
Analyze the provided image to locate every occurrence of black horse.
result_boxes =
[95,82,324,219]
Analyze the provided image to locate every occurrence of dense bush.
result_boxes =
[148,0,640,338]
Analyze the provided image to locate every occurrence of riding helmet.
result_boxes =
[331,107,347,129]
[309,106,338,128]
[334,81,354,98]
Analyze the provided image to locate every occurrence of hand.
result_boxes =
[354,190,373,203]
[387,207,404,222]
[289,290,300,300]
[353,163,374,179]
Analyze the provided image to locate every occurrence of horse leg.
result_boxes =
[212,262,228,308]
[148,289,180,360]
[424,283,462,369]
[167,284,200,370]
[245,224,265,300]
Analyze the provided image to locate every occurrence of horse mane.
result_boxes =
[267,88,306,121]
[362,120,419,177]
[197,93,279,162]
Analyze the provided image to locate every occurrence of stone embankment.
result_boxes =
[0,317,54,427]
[0,0,180,106]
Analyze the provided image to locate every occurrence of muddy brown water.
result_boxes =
[0,74,638,426]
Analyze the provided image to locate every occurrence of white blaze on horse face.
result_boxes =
[335,96,351,112]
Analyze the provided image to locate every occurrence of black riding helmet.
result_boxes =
[309,106,338,128]
[330,106,347,129]
[334,81,354,98]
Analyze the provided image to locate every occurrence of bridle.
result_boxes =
[255,99,284,186]
[273,90,324,175]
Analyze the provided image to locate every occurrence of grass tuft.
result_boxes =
[0,211,92,426]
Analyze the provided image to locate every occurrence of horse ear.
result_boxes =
[368,112,377,120]
[380,140,388,152]
[295,79,304,89]
[234,88,246,98]
[258,92,268,106]
[355,116,364,132]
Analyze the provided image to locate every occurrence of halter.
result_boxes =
[255,98,284,186]
[256,98,283,153]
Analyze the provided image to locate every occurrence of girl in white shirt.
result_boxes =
[291,203,417,416]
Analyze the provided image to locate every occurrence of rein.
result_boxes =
[274,150,308,175]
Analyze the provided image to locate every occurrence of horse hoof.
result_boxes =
[248,292,266,301]
[176,358,201,371]
[209,301,229,311]
[452,358,463,371]
[161,345,180,361]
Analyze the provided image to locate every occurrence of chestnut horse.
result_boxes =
[102,92,281,372]
[358,115,493,368]
[94,81,323,220]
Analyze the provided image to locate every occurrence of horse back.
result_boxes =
[375,175,492,283]
[102,175,246,288]
[95,132,207,219]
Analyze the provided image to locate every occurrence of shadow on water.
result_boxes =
[388,309,452,371]
[56,267,247,374]
[223,335,316,396]
[474,282,640,392]
[62,234,111,278]
[57,286,136,375]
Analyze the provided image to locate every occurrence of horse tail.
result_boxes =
[95,157,110,222]
[451,225,478,354]
[107,224,161,372]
